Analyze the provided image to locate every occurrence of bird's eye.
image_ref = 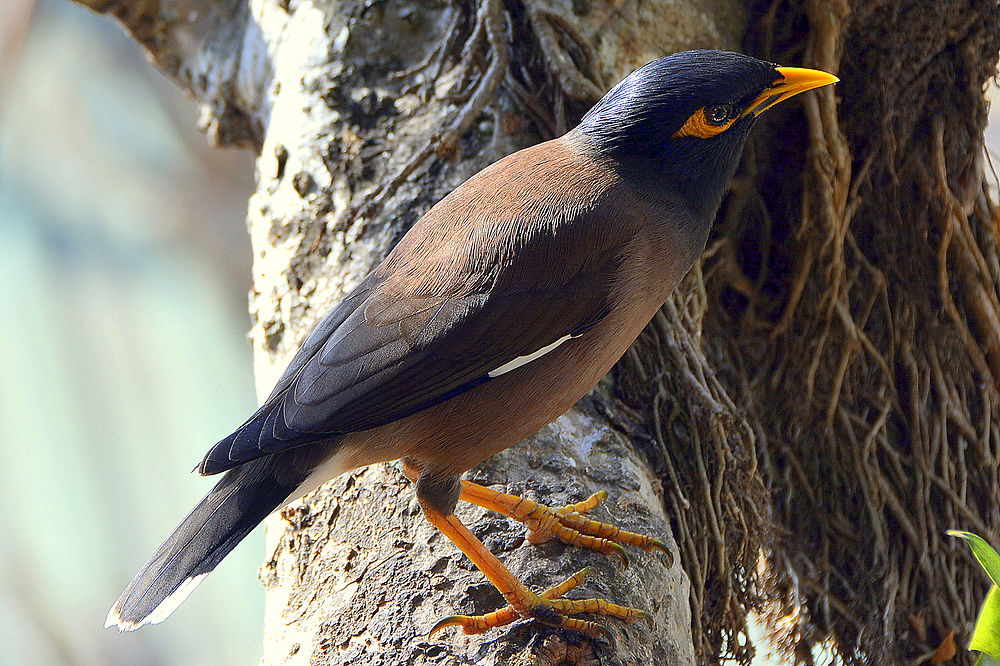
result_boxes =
[704,105,733,125]
[672,104,741,140]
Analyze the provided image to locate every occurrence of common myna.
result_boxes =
[107,49,836,636]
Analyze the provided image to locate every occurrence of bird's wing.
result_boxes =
[199,143,624,475]
[199,269,612,475]
[296,266,612,429]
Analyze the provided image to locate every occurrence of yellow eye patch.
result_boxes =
[672,104,738,139]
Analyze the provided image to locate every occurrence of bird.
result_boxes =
[106,49,837,637]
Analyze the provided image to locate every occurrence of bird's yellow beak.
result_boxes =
[741,66,839,118]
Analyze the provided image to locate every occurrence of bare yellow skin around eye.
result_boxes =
[671,107,737,139]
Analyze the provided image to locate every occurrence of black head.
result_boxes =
[574,50,834,224]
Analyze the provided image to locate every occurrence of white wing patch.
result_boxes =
[488,334,576,378]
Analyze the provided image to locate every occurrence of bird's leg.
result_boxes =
[414,469,649,637]
[458,481,671,566]
[404,460,669,563]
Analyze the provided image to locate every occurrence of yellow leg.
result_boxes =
[421,504,650,637]
[459,481,672,567]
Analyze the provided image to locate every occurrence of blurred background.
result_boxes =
[2,2,999,665]
[1,0,259,664]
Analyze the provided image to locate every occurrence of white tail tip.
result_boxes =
[105,573,208,632]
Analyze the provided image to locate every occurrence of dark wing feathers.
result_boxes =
[285,282,605,433]
[265,272,382,403]
[198,141,623,476]
[200,272,612,475]
[197,275,383,474]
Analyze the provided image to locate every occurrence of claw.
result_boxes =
[648,538,669,553]
[646,538,674,567]
[459,481,671,568]
[429,615,468,637]
[437,483,665,640]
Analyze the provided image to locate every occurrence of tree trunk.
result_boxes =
[72,0,1000,663]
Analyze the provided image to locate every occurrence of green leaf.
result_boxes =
[947,530,1000,587]
[970,585,1000,661]
[948,532,1000,661]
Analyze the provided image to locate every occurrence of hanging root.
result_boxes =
[522,0,604,101]
[434,0,509,157]
[721,0,1000,663]
[360,0,509,222]
[617,263,767,664]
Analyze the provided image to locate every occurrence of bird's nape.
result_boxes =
[576,50,837,222]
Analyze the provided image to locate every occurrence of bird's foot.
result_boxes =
[429,567,650,638]
[460,482,671,566]
[420,501,655,639]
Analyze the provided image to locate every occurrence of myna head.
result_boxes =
[574,50,837,221]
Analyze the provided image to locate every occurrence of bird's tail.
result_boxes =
[106,445,330,631]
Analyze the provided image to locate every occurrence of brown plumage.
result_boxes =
[106,50,837,635]
[216,136,701,480]
[334,137,700,474]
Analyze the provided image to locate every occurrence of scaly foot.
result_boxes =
[460,482,672,567]
[429,567,651,637]
[411,471,669,639]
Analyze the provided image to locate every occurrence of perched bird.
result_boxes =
[107,50,836,636]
